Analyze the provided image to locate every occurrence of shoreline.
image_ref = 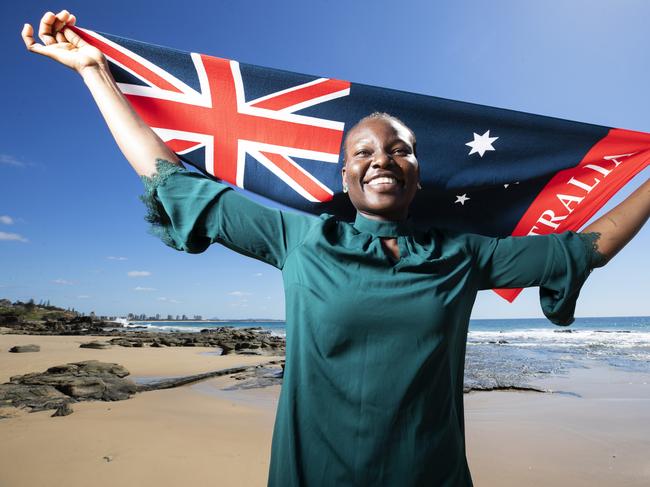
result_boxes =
[1,335,649,486]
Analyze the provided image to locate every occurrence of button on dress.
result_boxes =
[141,160,602,487]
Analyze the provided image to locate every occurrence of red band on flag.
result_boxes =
[494,127,650,302]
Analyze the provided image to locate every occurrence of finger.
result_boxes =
[53,10,70,35]
[22,23,46,55]
[38,11,57,45]
[68,14,77,26]
[62,26,87,48]
[56,31,67,44]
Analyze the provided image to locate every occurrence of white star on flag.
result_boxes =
[455,194,470,205]
[466,130,498,157]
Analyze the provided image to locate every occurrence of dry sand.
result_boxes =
[1,334,649,486]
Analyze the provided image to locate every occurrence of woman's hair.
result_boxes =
[343,112,417,161]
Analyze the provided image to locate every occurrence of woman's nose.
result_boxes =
[372,152,393,167]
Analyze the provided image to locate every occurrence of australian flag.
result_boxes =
[71,26,650,302]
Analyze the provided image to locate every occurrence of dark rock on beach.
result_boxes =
[0,383,72,411]
[80,341,112,349]
[93,328,286,356]
[9,344,40,353]
[222,361,285,390]
[0,360,138,415]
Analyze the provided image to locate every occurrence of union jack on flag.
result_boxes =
[73,26,351,204]
[71,26,650,302]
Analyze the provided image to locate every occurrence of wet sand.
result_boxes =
[1,334,649,486]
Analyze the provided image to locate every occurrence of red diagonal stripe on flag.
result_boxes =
[260,152,332,201]
[251,79,350,111]
[165,139,202,153]
[71,26,182,93]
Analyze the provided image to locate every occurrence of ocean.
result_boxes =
[128,316,650,387]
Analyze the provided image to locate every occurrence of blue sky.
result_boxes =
[1,0,648,319]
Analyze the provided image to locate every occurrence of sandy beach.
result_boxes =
[1,334,649,486]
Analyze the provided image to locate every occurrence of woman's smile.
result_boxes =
[364,172,405,191]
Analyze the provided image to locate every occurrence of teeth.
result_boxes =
[367,177,398,186]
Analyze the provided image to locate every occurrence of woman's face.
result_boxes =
[342,117,420,221]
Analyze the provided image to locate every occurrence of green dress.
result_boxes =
[141,159,603,487]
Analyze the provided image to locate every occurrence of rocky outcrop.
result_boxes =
[0,361,138,414]
[222,362,285,390]
[0,383,71,411]
[100,327,285,356]
[4,318,286,356]
[0,359,284,417]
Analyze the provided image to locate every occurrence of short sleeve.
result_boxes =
[140,159,318,269]
[466,231,605,325]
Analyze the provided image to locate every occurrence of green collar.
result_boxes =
[353,212,416,237]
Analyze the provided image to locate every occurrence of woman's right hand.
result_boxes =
[21,10,107,75]
[22,9,181,177]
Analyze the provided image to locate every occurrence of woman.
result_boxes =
[22,10,650,487]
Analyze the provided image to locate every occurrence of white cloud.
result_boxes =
[77,295,90,299]
[127,271,151,277]
[157,297,181,303]
[0,154,26,167]
[0,232,27,242]
[229,302,250,308]
[253,272,263,277]
[227,291,252,296]
[0,216,14,225]
[52,279,73,285]
[133,286,156,292]
[107,256,128,261]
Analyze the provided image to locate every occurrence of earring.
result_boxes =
[343,183,349,193]
[417,182,422,190]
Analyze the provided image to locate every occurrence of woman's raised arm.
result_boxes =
[21,10,180,177]
[581,177,650,267]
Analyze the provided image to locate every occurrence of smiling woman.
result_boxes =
[21,8,650,487]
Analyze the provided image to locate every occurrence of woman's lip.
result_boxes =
[362,179,404,191]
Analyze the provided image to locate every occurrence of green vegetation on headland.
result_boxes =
[0,298,79,325]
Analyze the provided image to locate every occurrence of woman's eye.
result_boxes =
[355,150,370,157]
[393,148,408,155]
